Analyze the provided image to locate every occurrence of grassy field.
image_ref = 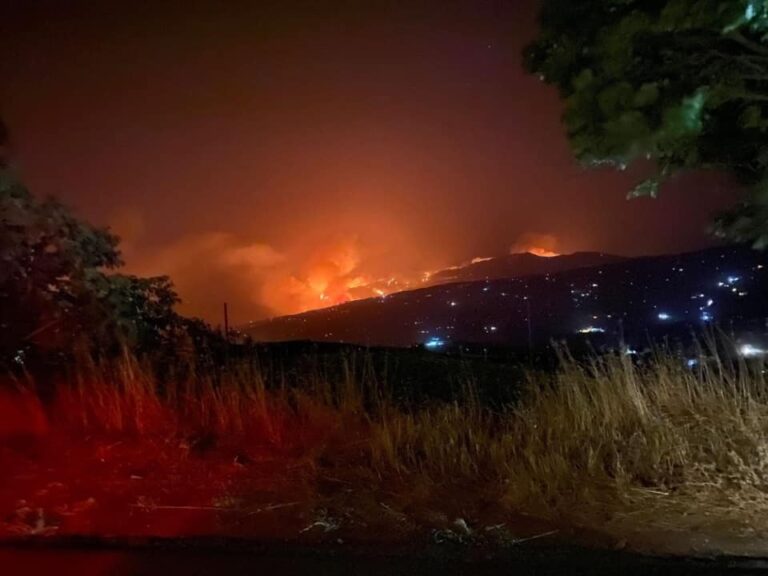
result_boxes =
[2,345,768,554]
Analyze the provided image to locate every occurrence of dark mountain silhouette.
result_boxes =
[247,246,768,350]
[425,251,626,285]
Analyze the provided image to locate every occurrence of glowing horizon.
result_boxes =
[284,245,566,316]
[526,247,560,258]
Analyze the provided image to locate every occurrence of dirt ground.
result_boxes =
[4,431,768,563]
[0,432,562,546]
[3,384,768,562]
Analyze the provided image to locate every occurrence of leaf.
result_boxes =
[633,83,660,108]
[741,105,768,131]
[662,90,707,138]
[572,68,595,91]
[598,82,635,116]
[628,178,660,199]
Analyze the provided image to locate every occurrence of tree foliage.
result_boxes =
[526,0,768,246]
[0,120,243,375]
[0,167,184,365]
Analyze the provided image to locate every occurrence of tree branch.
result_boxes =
[727,32,768,57]
[731,91,768,103]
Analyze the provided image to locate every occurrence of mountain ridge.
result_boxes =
[247,245,768,349]
[424,250,626,285]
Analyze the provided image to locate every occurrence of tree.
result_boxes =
[83,272,183,355]
[525,0,768,247]
[1,175,117,354]
[0,127,182,365]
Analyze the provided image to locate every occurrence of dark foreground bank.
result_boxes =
[1,538,767,576]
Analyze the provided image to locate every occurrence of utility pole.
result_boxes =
[525,296,533,357]
[223,302,230,343]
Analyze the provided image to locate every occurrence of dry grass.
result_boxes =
[368,350,768,537]
[504,352,768,516]
[49,350,376,455]
[13,346,768,540]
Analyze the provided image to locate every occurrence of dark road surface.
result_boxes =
[2,539,768,575]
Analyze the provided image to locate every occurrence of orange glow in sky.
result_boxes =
[526,247,560,258]
[127,229,572,320]
[4,2,736,324]
[510,233,561,259]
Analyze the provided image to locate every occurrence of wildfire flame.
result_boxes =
[510,233,561,259]
[134,229,566,321]
[526,247,560,258]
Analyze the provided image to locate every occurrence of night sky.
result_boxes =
[1,0,737,323]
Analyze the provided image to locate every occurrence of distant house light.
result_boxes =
[425,337,446,349]
[720,276,741,288]
[738,343,766,358]
[578,326,605,334]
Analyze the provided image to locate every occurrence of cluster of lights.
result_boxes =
[569,283,598,308]
[273,254,768,349]
[688,292,716,323]
[718,276,741,288]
